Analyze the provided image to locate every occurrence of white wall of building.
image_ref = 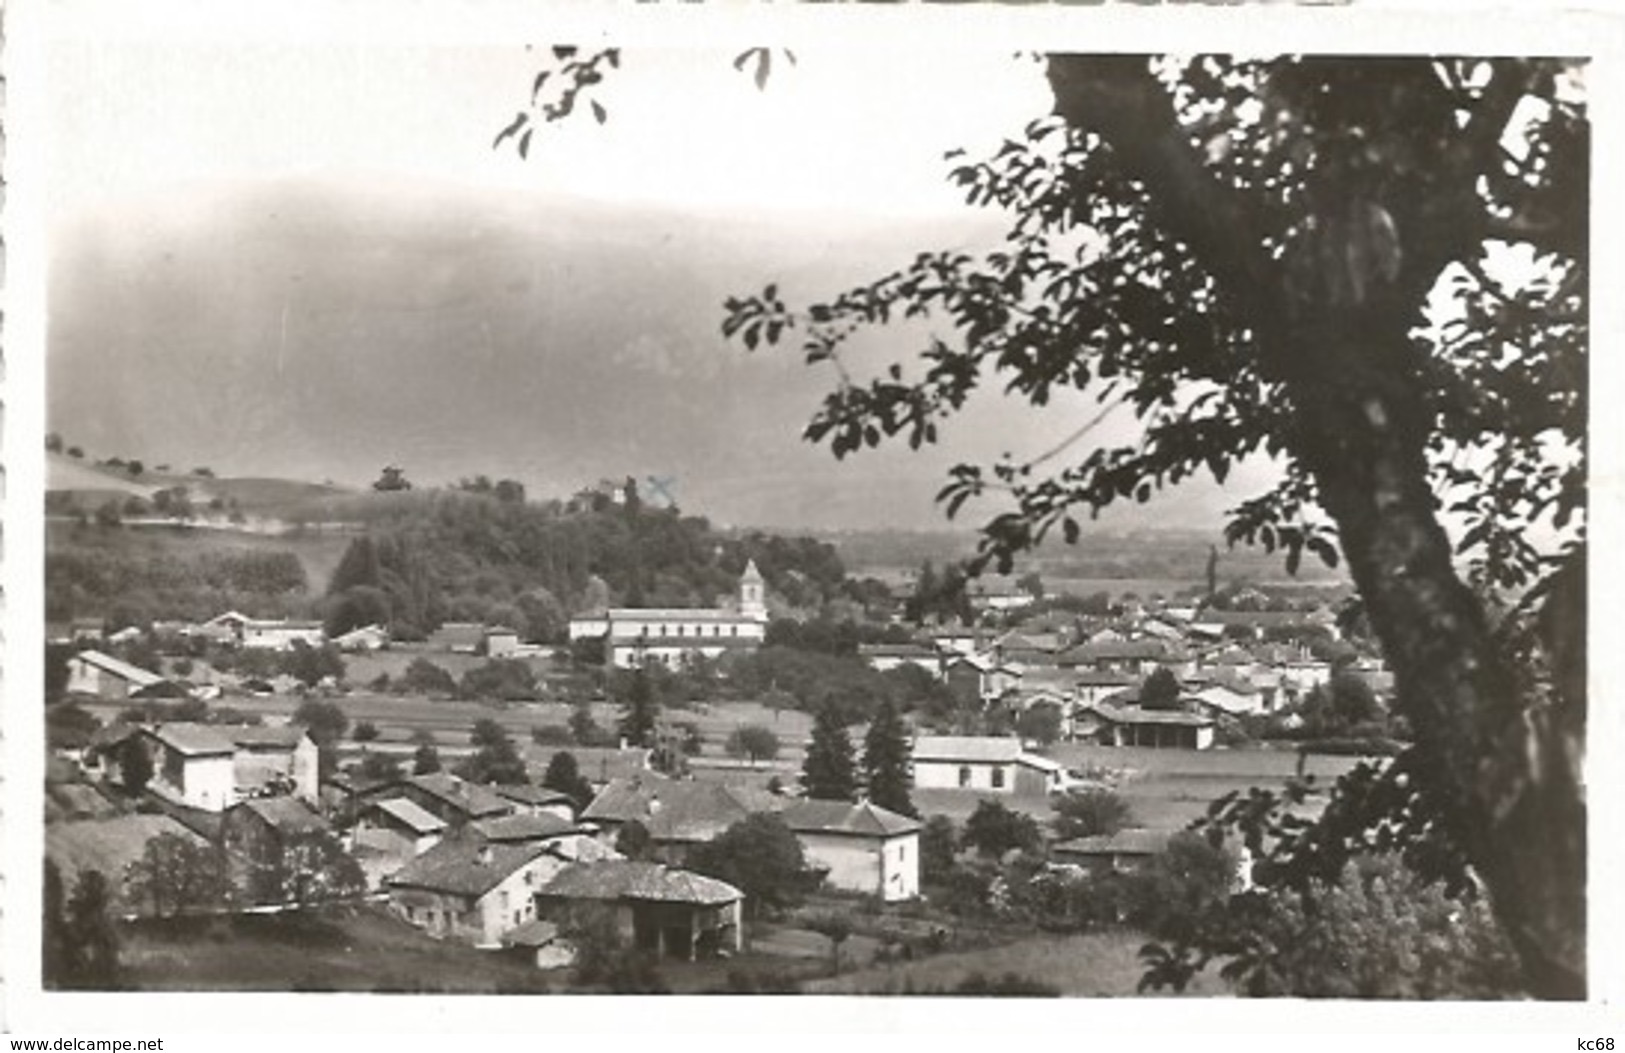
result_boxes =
[912,758,1015,792]
[799,831,920,901]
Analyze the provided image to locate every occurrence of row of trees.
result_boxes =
[799,700,916,816]
[46,540,308,625]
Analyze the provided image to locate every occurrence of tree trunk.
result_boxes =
[1045,55,1586,998]
[1291,318,1585,1000]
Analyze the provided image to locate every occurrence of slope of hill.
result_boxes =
[46,453,161,500]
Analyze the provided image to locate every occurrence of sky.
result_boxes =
[47,32,1053,224]
[44,12,1248,532]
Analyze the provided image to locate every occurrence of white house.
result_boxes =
[241,619,326,651]
[65,650,167,700]
[569,562,770,670]
[136,722,319,812]
[333,624,390,652]
[781,800,921,901]
[483,626,523,657]
[911,736,1067,796]
[857,642,942,676]
[142,724,237,811]
[1191,677,1271,717]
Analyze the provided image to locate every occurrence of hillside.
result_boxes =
[46,453,161,500]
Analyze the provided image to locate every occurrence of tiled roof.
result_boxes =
[502,919,561,948]
[226,725,310,749]
[1059,639,1191,664]
[1088,702,1214,728]
[388,834,549,897]
[857,643,940,659]
[580,775,767,843]
[148,722,236,756]
[538,860,741,906]
[1015,753,1065,774]
[606,608,758,623]
[492,784,575,808]
[369,797,447,835]
[1073,670,1137,687]
[405,772,513,819]
[233,796,329,835]
[911,736,1021,764]
[1053,829,1170,857]
[73,650,164,688]
[780,799,921,838]
[474,813,577,843]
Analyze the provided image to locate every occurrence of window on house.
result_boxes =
[958,766,971,788]
[991,767,1006,789]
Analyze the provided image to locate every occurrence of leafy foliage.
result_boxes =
[689,813,814,924]
[1014,701,1064,745]
[1051,787,1133,841]
[919,815,960,886]
[458,719,529,786]
[400,657,458,696]
[459,658,538,702]
[1141,852,1520,998]
[411,743,442,776]
[541,750,595,809]
[725,724,782,765]
[124,833,233,918]
[1139,667,1183,711]
[617,667,658,749]
[961,800,1043,859]
[715,54,1587,996]
[57,868,121,989]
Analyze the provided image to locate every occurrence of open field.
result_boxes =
[803,929,1229,997]
[112,903,885,995]
[116,903,553,993]
[913,744,1362,831]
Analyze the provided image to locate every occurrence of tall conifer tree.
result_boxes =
[801,704,857,802]
[862,699,916,817]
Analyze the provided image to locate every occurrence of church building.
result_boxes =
[568,561,769,669]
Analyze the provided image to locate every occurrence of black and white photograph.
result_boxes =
[4,0,1620,1037]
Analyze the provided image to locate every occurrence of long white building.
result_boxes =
[568,561,769,669]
